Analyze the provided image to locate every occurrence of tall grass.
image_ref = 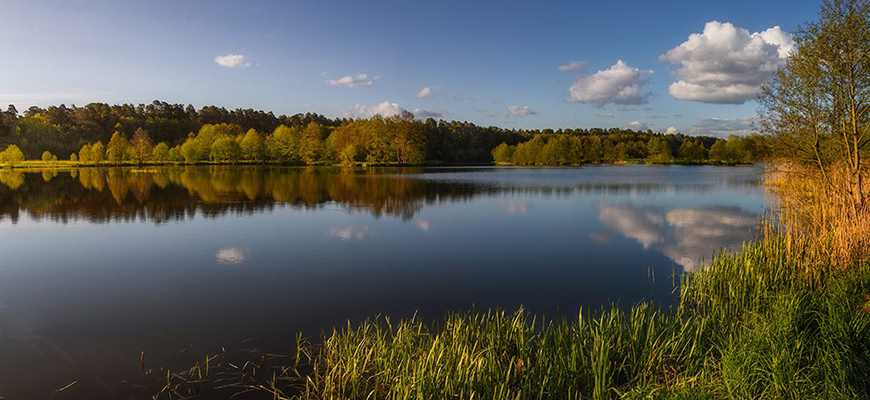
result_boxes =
[764,163,870,269]
[141,166,870,399]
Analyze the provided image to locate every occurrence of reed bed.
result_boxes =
[139,165,870,399]
[764,163,870,270]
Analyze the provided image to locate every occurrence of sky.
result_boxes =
[0,0,820,136]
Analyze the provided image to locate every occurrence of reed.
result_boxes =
[764,163,870,270]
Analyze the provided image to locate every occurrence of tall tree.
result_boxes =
[299,122,325,165]
[760,0,870,208]
[240,128,265,162]
[106,131,128,163]
[128,128,154,164]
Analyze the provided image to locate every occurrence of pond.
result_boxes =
[0,165,767,398]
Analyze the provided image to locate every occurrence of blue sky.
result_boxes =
[0,0,819,136]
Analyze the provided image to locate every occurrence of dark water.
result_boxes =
[0,165,767,398]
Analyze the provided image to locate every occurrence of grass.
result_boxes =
[133,166,870,399]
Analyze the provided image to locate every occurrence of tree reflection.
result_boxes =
[0,167,474,223]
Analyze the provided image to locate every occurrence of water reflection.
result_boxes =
[329,225,369,240]
[0,166,763,226]
[598,203,758,271]
[0,165,767,399]
[216,248,245,264]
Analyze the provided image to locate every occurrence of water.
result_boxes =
[0,165,767,398]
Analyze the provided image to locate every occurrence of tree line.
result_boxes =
[492,132,769,165]
[0,100,769,166]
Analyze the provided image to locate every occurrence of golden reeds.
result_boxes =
[764,162,870,271]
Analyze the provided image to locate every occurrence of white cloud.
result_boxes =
[568,60,652,107]
[344,101,404,118]
[343,102,440,120]
[596,113,614,118]
[482,106,537,118]
[625,121,649,131]
[687,116,757,137]
[660,22,793,104]
[507,105,536,117]
[412,108,443,119]
[558,61,586,72]
[214,54,251,68]
[666,126,678,134]
[415,86,435,98]
[327,73,374,88]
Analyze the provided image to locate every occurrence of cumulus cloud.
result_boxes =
[344,102,439,120]
[507,105,536,117]
[415,86,435,98]
[327,73,375,88]
[625,121,649,131]
[482,106,537,118]
[558,61,586,72]
[660,22,794,104]
[413,108,443,119]
[687,116,756,137]
[666,126,678,134]
[344,101,404,118]
[567,60,652,107]
[214,54,251,68]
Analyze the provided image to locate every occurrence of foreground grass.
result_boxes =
[141,237,870,400]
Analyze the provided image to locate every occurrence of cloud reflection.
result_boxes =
[216,247,245,264]
[504,202,530,215]
[598,203,757,271]
[598,205,664,249]
[414,219,431,231]
[329,225,369,240]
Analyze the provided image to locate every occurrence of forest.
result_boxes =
[0,101,767,166]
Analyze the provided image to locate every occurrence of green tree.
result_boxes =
[210,137,242,163]
[79,143,92,163]
[759,0,870,208]
[267,125,300,163]
[240,128,265,162]
[0,144,25,166]
[709,140,727,163]
[152,142,170,162]
[168,145,183,162]
[679,140,707,162]
[646,137,672,163]
[491,142,515,164]
[106,131,128,163]
[299,122,326,165]
[90,141,105,165]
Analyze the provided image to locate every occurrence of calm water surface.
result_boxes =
[0,165,767,398]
